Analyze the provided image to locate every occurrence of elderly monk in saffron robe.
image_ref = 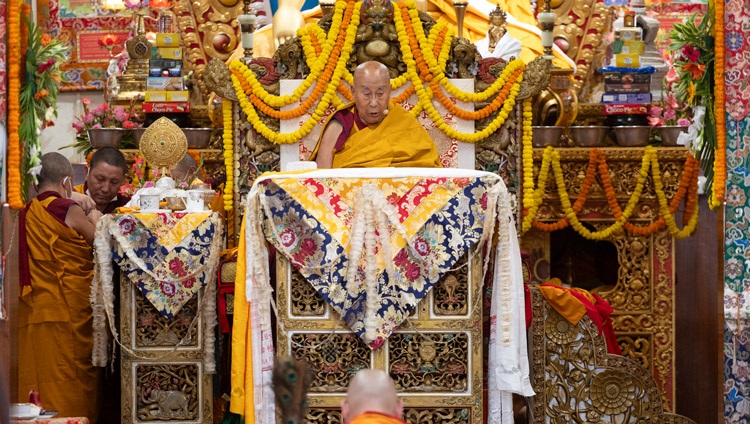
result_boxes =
[311,61,442,169]
[18,152,104,421]
[342,369,407,424]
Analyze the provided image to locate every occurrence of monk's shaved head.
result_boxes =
[38,152,73,186]
[341,369,403,421]
[353,61,390,86]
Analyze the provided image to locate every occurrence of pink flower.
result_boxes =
[300,238,316,254]
[113,106,129,122]
[92,123,102,129]
[682,45,700,62]
[649,106,663,117]
[122,120,136,129]
[369,337,385,350]
[413,238,430,256]
[663,108,677,121]
[83,113,94,124]
[72,121,84,133]
[81,97,92,105]
[169,258,187,276]
[677,118,691,126]
[142,181,155,188]
[403,262,422,281]
[37,58,56,74]
[647,116,664,126]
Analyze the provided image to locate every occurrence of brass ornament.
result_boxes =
[205,58,237,101]
[518,56,551,100]
[139,117,188,173]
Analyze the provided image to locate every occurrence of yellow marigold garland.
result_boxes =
[522,144,699,240]
[231,0,361,144]
[233,0,519,145]
[711,0,726,209]
[8,0,22,209]
[222,99,234,211]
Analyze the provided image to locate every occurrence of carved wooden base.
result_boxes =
[120,279,213,423]
[275,251,484,423]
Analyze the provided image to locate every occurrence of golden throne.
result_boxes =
[528,285,696,423]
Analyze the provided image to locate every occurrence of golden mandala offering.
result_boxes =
[139,117,188,174]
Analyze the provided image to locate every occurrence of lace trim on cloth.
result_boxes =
[486,181,535,424]
[245,189,276,424]
[91,214,223,372]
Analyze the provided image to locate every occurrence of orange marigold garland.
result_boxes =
[8,0,23,209]
[524,146,699,239]
[711,0,726,209]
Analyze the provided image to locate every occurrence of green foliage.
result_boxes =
[19,16,70,190]
[667,11,717,199]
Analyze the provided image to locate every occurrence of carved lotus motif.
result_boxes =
[589,369,636,414]
[545,315,578,345]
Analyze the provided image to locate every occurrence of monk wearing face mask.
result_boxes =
[17,152,103,421]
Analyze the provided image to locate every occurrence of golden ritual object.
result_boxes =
[139,117,188,175]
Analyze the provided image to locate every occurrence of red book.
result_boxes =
[602,104,649,115]
[142,102,191,114]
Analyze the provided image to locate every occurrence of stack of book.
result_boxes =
[143,33,190,115]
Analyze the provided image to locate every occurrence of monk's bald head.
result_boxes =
[341,369,403,421]
[353,61,390,86]
[38,152,73,187]
[352,61,392,126]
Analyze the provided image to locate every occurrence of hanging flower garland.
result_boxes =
[222,99,234,212]
[7,0,23,209]
[233,0,519,145]
[230,0,351,109]
[231,0,361,144]
[522,144,700,240]
[711,0,726,209]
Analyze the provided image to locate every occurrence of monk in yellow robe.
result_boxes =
[310,61,442,169]
[18,152,103,421]
[341,369,407,424]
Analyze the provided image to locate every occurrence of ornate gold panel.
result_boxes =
[135,291,199,348]
[288,332,372,393]
[304,407,472,423]
[275,250,484,423]
[522,147,688,412]
[432,255,469,316]
[290,267,327,317]
[134,363,201,421]
[121,279,213,423]
[389,332,470,392]
[528,286,695,423]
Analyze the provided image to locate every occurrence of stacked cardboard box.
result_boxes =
[143,33,190,115]
[601,20,652,124]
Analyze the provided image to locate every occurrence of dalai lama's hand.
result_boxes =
[71,191,96,215]
[273,0,305,48]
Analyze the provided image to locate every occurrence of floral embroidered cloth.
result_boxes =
[105,212,219,318]
[253,168,499,348]
[242,168,533,423]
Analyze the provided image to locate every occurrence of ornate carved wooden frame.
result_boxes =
[521,147,690,412]
[528,285,696,423]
